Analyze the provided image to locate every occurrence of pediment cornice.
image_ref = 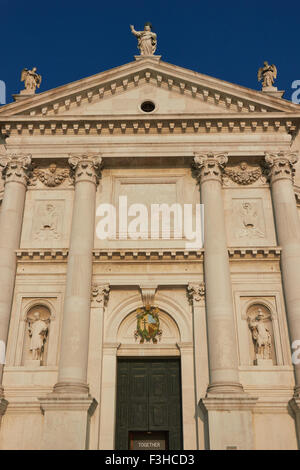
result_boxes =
[0,57,299,119]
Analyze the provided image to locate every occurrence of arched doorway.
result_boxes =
[98,294,197,450]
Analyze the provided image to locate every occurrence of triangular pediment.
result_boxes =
[1,57,299,119]
[57,81,235,116]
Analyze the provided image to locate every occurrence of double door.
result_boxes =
[115,358,182,450]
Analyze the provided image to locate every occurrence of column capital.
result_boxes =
[264,151,298,184]
[193,152,228,184]
[68,153,102,185]
[187,282,205,305]
[91,283,110,308]
[0,153,32,186]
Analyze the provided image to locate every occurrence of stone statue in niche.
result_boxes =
[130,22,157,55]
[248,308,272,361]
[34,203,60,240]
[28,311,49,361]
[239,202,264,238]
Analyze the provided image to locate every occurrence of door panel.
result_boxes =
[115,358,182,450]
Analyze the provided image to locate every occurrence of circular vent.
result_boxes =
[141,100,155,113]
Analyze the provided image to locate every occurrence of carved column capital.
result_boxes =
[193,152,228,184]
[0,153,32,186]
[264,151,298,184]
[91,283,110,308]
[68,153,102,185]
[187,282,205,305]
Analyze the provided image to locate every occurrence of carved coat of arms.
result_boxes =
[134,306,162,344]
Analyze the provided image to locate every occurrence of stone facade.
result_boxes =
[0,53,300,450]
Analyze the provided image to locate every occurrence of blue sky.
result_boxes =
[1,0,299,104]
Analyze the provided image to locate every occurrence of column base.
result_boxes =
[53,381,90,394]
[200,393,257,450]
[207,381,244,394]
[39,393,97,450]
[289,397,300,449]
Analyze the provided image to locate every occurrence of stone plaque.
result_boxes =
[130,431,168,450]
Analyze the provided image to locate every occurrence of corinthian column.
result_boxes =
[264,151,300,392]
[39,154,101,450]
[55,153,102,393]
[193,153,256,450]
[193,152,242,393]
[0,154,31,408]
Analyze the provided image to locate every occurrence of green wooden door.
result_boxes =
[115,358,182,450]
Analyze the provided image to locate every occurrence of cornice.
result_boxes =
[16,249,203,262]
[14,247,281,262]
[1,114,298,138]
[228,247,281,260]
[1,58,298,117]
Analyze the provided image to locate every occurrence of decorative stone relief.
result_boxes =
[187,282,205,304]
[223,161,266,186]
[139,284,157,308]
[247,305,273,365]
[134,305,162,344]
[34,202,61,240]
[30,163,71,187]
[0,153,32,185]
[238,201,265,239]
[91,283,110,308]
[24,305,50,365]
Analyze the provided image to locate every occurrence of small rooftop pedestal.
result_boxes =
[134,55,161,62]
[261,86,285,99]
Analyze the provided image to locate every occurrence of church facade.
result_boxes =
[0,37,300,450]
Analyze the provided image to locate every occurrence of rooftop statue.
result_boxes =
[257,61,277,89]
[20,67,42,94]
[130,22,157,56]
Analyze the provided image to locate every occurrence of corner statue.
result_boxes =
[21,67,42,94]
[257,61,277,89]
[130,22,157,56]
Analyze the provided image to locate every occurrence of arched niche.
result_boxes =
[117,307,180,345]
[104,292,192,345]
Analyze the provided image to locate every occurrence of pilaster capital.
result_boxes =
[0,153,32,186]
[264,151,298,184]
[187,282,205,305]
[68,153,102,185]
[193,152,228,184]
[91,283,110,308]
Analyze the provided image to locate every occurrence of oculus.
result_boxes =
[141,100,155,112]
